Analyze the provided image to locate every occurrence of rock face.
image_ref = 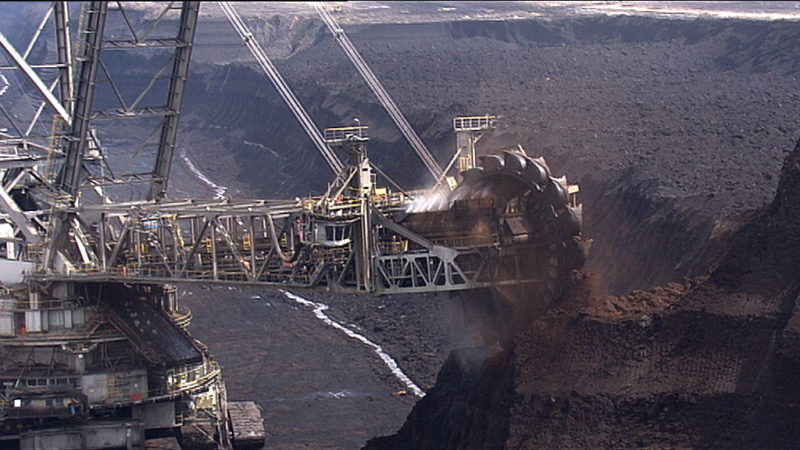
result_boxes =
[6,6,797,446]
[7,10,792,296]
[366,138,800,448]
[366,347,515,449]
[175,13,800,295]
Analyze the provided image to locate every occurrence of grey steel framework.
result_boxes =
[46,1,201,272]
[0,3,238,448]
[0,1,585,301]
[0,1,74,250]
[37,130,530,295]
[57,1,106,197]
[37,138,579,299]
[149,2,200,200]
[0,2,72,133]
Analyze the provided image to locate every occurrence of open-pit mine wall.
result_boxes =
[175,14,800,296]
[4,5,800,447]
[3,0,799,295]
[366,133,800,449]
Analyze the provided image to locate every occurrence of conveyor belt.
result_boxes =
[102,284,202,366]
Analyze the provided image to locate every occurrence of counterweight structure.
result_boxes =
[0,3,588,449]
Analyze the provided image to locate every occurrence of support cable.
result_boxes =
[218,2,344,176]
[314,3,443,182]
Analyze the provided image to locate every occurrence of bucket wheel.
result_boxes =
[453,150,588,322]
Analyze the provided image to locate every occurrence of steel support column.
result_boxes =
[57,1,107,197]
[148,1,201,201]
[54,1,74,116]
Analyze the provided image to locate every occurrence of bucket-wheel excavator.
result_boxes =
[0,2,587,448]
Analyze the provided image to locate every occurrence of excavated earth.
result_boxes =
[176,9,800,296]
[366,135,800,449]
[173,9,800,448]
[6,3,799,448]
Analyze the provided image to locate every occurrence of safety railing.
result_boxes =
[453,115,496,132]
[171,307,193,328]
[323,126,369,142]
[166,360,221,396]
[58,264,315,286]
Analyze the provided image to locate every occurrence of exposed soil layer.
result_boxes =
[175,13,800,294]
[177,12,800,448]
[367,138,800,448]
[4,6,796,447]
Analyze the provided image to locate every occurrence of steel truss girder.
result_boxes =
[33,198,523,296]
[65,204,310,286]
[0,1,73,147]
[43,2,201,274]
[103,38,189,49]
[374,248,470,294]
[54,1,73,117]
[57,1,199,200]
[0,32,71,127]
[43,1,108,271]
[91,106,176,120]
[85,173,164,188]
